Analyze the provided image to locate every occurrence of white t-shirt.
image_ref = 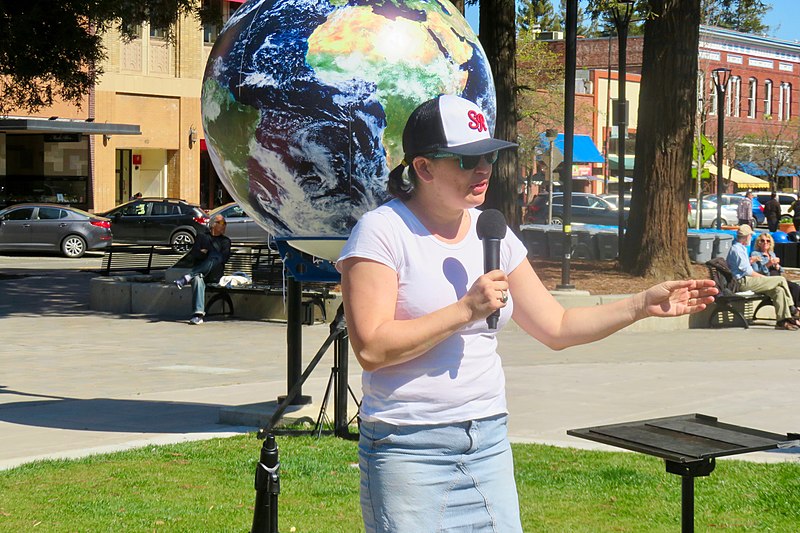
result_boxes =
[337,199,529,425]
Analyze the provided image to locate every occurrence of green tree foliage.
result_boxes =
[585,0,648,37]
[515,30,565,162]
[0,1,220,115]
[556,0,595,35]
[517,0,561,32]
[701,0,771,34]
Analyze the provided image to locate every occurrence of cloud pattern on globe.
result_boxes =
[202,0,497,239]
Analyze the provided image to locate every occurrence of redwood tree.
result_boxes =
[620,0,700,278]
[479,0,521,231]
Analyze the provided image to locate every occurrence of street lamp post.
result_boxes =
[558,0,578,290]
[611,0,634,249]
[546,128,558,225]
[712,67,731,231]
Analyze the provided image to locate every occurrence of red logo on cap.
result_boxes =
[467,110,487,132]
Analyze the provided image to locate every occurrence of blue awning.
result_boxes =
[538,133,605,164]
[736,160,799,178]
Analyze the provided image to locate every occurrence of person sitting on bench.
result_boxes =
[726,224,799,330]
[175,214,231,325]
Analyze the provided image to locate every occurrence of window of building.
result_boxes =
[120,24,143,39]
[204,1,239,45]
[727,76,741,117]
[779,82,791,121]
[747,78,757,118]
[764,79,773,118]
[150,25,169,40]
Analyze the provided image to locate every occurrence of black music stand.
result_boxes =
[568,414,799,533]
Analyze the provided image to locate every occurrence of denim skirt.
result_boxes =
[358,414,522,533]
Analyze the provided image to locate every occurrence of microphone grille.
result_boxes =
[476,209,507,240]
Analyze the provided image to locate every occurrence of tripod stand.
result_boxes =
[258,303,359,439]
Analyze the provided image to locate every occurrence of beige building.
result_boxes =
[0,1,242,213]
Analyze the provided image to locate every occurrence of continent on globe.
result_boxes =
[202,0,498,254]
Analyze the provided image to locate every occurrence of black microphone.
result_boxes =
[476,209,507,329]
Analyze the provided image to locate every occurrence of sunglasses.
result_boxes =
[426,150,499,170]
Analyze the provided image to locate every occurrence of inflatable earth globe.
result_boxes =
[202,0,497,259]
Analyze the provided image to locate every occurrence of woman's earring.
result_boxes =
[400,165,415,193]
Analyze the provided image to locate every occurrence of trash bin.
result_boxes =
[595,230,619,260]
[520,226,548,258]
[712,233,734,259]
[573,230,597,260]
[774,242,800,268]
[687,232,715,263]
[546,228,569,259]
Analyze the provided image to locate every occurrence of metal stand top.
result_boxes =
[568,413,797,464]
[569,414,798,532]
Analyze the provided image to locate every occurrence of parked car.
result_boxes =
[208,202,272,243]
[100,198,209,252]
[600,194,631,211]
[687,198,737,228]
[707,193,765,225]
[525,193,622,226]
[0,203,112,258]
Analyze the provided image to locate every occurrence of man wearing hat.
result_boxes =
[726,224,798,330]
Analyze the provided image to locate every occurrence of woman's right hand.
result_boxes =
[459,270,509,322]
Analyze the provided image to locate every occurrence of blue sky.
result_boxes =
[465,1,800,43]
[763,0,800,42]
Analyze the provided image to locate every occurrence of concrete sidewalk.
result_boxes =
[1,267,799,470]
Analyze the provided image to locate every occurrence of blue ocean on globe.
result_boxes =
[202,0,497,246]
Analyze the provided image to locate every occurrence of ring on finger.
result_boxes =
[499,289,509,304]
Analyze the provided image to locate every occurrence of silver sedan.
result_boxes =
[688,199,738,228]
[208,202,272,244]
[0,204,112,258]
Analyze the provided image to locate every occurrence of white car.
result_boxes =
[754,192,797,216]
[688,199,738,228]
[600,194,631,211]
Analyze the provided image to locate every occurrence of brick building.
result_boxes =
[546,25,800,194]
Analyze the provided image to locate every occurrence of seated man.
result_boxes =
[175,214,231,325]
[726,224,799,330]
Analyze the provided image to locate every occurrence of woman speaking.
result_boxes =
[337,95,717,532]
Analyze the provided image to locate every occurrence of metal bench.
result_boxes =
[705,259,774,328]
[100,244,185,275]
[196,244,334,321]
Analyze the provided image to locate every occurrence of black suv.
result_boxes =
[100,198,209,251]
[524,193,623,226]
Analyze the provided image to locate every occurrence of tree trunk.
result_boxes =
[620,0,700,279]
[479,0,521,231]
[450,0,465,14]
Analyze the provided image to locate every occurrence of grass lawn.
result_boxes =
[0,434,798,532]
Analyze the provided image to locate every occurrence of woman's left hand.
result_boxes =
[641,280,718,318]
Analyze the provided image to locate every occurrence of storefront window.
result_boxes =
[0,134,89,209]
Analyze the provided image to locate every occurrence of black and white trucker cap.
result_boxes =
[401,94,518,157]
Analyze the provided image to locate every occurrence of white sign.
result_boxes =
[749,58,774,69]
